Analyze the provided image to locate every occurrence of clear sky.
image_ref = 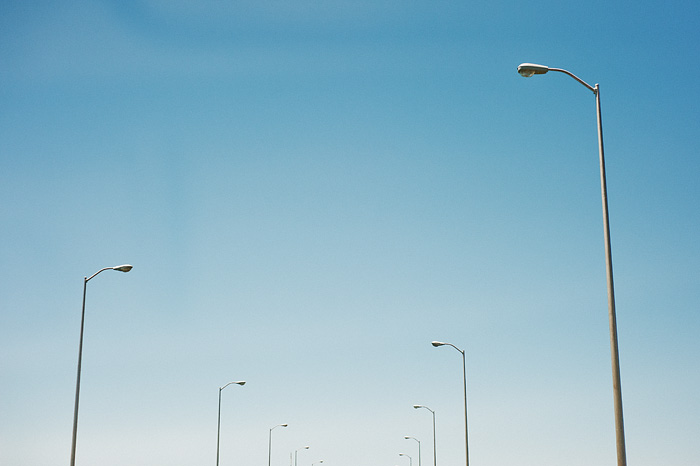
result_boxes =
[1,1,699,465]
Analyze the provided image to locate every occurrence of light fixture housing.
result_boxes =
[112,264,133,272]
[517,63,549,77]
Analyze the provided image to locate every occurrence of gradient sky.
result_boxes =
[1,1,699,466]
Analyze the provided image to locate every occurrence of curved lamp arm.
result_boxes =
[517,63,596,93]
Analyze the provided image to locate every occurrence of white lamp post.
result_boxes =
[216,381,246,466]
[70,265,133,466]
[268,423,288,466]
[294,446,310,466]
[413,405,436,466]
[431,341,469,466]
[404,436,421,466]
[517,62,627,466]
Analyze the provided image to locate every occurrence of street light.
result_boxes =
[268,423,288,466]
[70,264,133,466]
[517,62,627,466]
[399,453,412,466]
[413,405,436,466]
[431,341,469,466]
[404,436,421,466]
[294,446,310,466]
[216,381,246,466]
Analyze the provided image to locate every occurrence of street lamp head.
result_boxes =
[413,405,422,409]
[112,264,133,272]
[431,341,445,347]
[281,423,288,427]
[304,446,310,450]
[517,63,549,77]
[221,380,247,390]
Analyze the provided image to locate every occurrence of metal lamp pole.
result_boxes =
[431,341,469,466]
[404,436,421,466]
[517,62,627,466]
[295,446,310,466]
[400,453,413,466]
[70,264,133,466]
[216,381,246,466]
[413,405,436,466]
[268,423,288,466]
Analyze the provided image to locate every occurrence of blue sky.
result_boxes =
[1,1,699,465]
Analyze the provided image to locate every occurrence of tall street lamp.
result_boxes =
[404,436,421,466]
[70,264,133,466]
[399,453,412,466]
[413,405,436,466]
[216,381,246,466]
[431,341,469,466]
[517,62,627,466]
[268,423,288,466]
[294,446,310,466]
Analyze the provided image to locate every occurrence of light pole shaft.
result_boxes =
[596,84,627,466]
[268,430,272,466]
[69,277,88,466]
[436,342,468,466]
[544,70,627,466]
[68,265,130,466]
[460,350,469,466]
[431,410,436,466]
[216,388,222,466]
[405,437,421,466]
[268,425,285,466]
[520,66,628,466]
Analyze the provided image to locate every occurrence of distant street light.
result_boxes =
[517,62,627,466]
[295,446,310,466]
[70,264,133,466]
[413,405,436,466]
[400,453,413,466]
[312,461,324,466]
[216,381,246,466]
[431,341,469,466]
[404,436,421,466]
[268,423,288,466]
